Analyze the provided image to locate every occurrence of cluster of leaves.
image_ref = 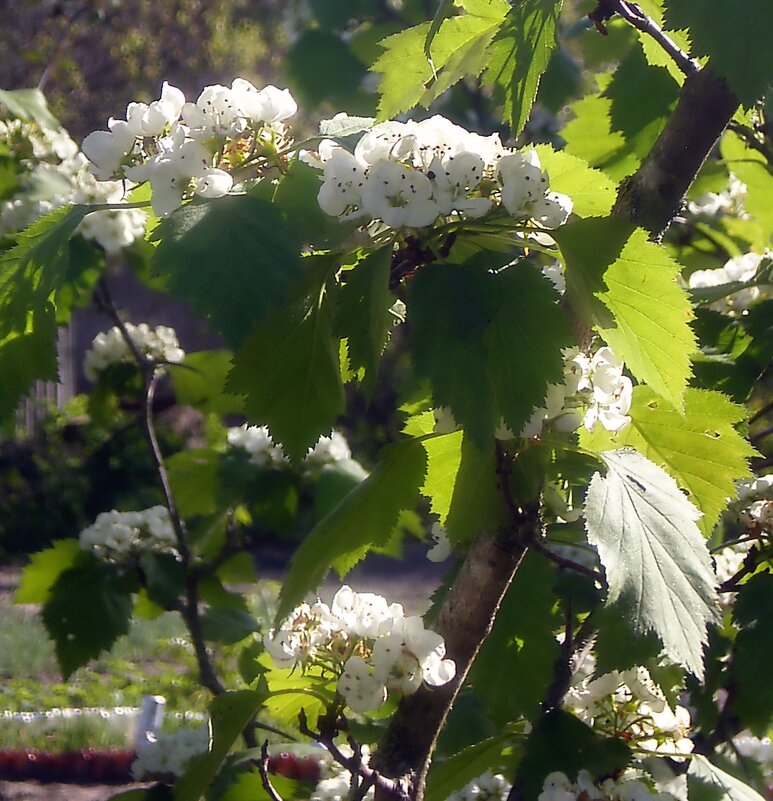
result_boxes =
[0,2,772,801]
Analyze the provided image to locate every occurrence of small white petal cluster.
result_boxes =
[0,115,146,251]
[306,116,572,230]
[83,323,185,381]
[687,174,747,220]
[227,424,288,466]
[427,522,453,562]
[688,251,772,313]
[434,344,632,441]
[730,734,773,773]
[79,506,177,561]
[132,724,209,780]
[539,770,677,801]
[447,771,512,801]
[724,473,773,540]
[565,667,693,759]
[82,79,297,216]
[311,744,374,801]
[264,585,456,714]
[304,431,352,468]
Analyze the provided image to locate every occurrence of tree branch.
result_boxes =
[373,514,537,800]
[613,63,740,236]
[589,1,699,76]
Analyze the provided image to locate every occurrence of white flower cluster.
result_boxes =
[132,724,209,780]
[227,424,288,466]
[82,79,297,216]
[434,344,632,441]
[687,174,747,220]
[730,734,773,774]
[688,251,772,313]
[305,116,572,230]
[79,506,177,561]
[734,473,773,534]
[0,115,145,252]
[264,585,456,713]
[311,744,374,801]
[227,425,361,472]
[427,522,453,562]
[83,322,185,381]
[448,771,512,801]
[565,667,693,759]
[539,770,676,801]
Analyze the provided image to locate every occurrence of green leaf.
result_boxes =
[688,754,768,801]
[151,196,304,348]
[554,217,696,410]
[273,161,346,249]
[471,553,560,724]
[276,437,427,622]
[445,434,506,544]
[425,733,512,801]
[170,351,243,416]
[421,430,464,521]
[335,246,393,390]
[14,539,84,605]
[603,42,679,140]
[731,572,773,734]
[581,387,755,535]
[561,91,642,181]
[174,691,263,801]
[533,145,617,218]
[139,553,186,611]
[0,305,59,422]
[284,29,366,110]
[663,0,773,105]
[593,606,663,676]
[42,562,134,678]
[720,132,773,252]
[418,0,510,109]
[518,710,631,800]
[167,449,222,518]
[255,655,333,730]
[0,88,61,130]
[409,260,571,446]
[0,204,89,336]
[584,449,718,676]
[374,23,434,118]
[482,0,564,137]
[201,607,260,644]
[227,268,345,463]
[374,1,509,119]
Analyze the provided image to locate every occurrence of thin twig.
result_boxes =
[298,710,410,801]
[588,0,700,76]
[531,540,605,584]
[258,741,286,801]
[749,398,773,425]
[95,276,224,696]
[750,425,773,446]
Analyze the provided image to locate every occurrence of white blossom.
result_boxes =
[227,424,288,466]
[79,506,177,561]
[337,655,387,713]
[83,323,184,381]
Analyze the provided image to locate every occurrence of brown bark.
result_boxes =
[374,506,538,801]
[613,63,740,237]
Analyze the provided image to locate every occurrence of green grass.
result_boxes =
[0,584,280,751]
